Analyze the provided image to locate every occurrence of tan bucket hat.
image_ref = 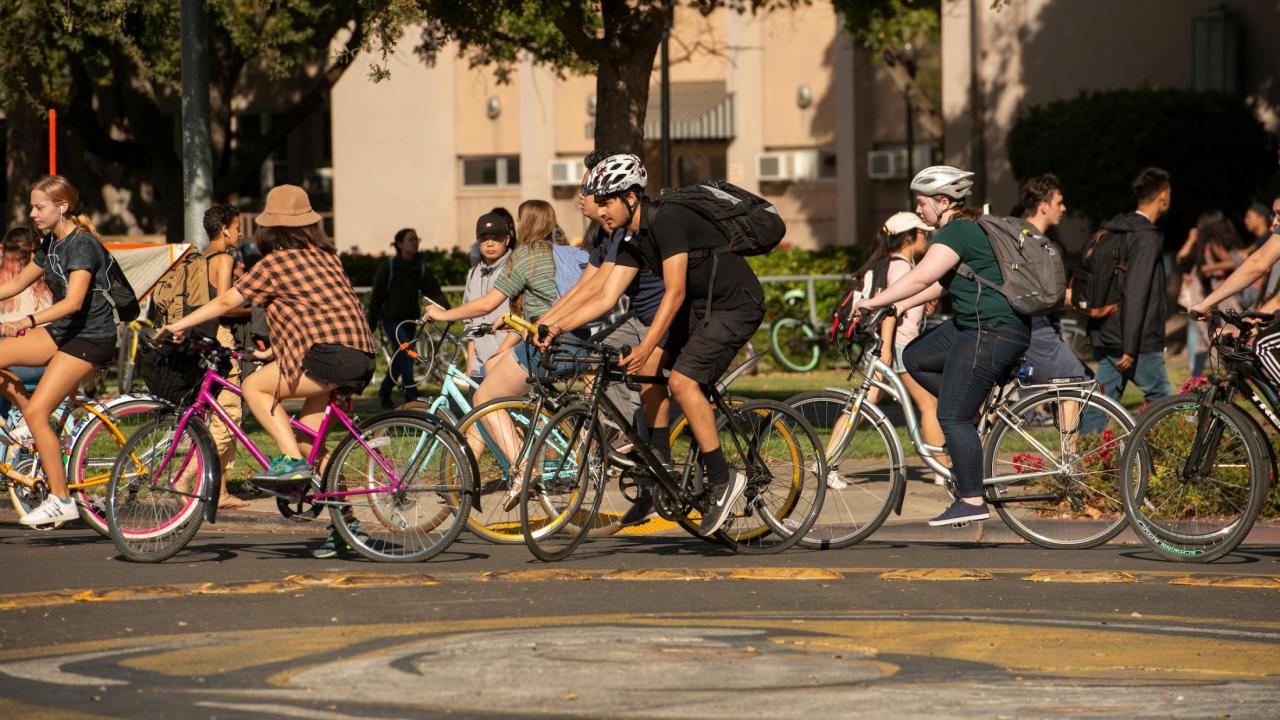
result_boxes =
[255,184,322,228]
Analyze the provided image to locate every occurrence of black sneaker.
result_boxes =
[928,499,990,527]
[697,471,746,536]
[618,491,654,528]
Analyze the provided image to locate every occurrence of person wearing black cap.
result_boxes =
[462,212,513,377]
[366,227,450,407]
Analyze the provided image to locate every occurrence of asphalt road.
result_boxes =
[2,522,1279,719]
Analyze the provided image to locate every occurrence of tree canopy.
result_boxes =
[0,1,417,237]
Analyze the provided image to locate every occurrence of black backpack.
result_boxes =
[1070,228,1127,319]
[656,180,787,317]
[657,179,787,257]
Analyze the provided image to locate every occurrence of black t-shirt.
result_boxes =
[589,226,665,324]
[34,229,118,341]
[613,201,763,313]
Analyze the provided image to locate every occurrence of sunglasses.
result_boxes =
[478,235,507,244]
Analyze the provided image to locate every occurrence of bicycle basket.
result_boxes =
[137,340,207,406]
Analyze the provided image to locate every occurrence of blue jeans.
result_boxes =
[903,320,1031,499]
[379,320,419,403]
[1094,350,1171,405]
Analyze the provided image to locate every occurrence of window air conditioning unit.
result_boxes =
[757,152,790,181]
[789,149,821,181]
[867,149,900,180]
[867,145,937,180]
[549,158,586,187]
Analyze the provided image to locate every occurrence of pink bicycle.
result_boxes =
[104,335,477,563]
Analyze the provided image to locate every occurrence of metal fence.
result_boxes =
[354,273,854,328]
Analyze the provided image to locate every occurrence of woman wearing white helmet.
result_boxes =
[851,165,1031,527]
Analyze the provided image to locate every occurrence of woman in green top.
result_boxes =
[852,165,1031,527]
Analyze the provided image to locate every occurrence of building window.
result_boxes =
[461,156,521,188]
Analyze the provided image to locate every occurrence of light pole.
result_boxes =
[180,0,213,249]
[902,43,918,207]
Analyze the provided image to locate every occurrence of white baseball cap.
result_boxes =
[883,211,933,236]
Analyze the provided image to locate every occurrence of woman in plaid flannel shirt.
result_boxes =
[162,185,375,485]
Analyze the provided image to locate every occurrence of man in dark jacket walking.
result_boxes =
[1089,167,1173,405]
[367,228,451,407]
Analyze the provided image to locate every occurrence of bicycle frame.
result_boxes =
[148,366,413,517]
[835,343,1107,491]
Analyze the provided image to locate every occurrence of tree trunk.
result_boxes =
[5,108,44,227]
[880,49,943,139]
[591,2,666,155]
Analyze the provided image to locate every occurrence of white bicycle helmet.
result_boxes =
[909,165,975,201]
[583,154,648,196]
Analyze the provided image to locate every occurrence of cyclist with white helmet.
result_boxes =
[537,153,765,536]
[851,165,1031,527]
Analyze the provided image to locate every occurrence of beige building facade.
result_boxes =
[332,3,925,256]
[330,1,1279,257]
[942,0,1280,236]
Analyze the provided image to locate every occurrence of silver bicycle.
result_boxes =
[788,307,1138,550]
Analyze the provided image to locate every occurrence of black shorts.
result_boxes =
[664,294,764,387]
[302,344,375,395]
[56,335,117,368]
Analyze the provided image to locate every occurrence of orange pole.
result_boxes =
[48,109,56,175]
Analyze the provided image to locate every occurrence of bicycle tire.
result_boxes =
[68,398,169,537]
[982,385,1138,549]
[769,317,821,373]
[786,390,905,550]
[520,403,606,562]
[456,397,561,544]
[324,410,473,562]
[106,416,217,563]
[1121,395,1270,563]
[712,399,826,554]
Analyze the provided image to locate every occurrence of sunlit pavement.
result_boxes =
[1,520,1279,719]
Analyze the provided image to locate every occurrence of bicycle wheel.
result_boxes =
[106,416,217,563]
[68,398,169,537]
[1120,395,1270,563]
[520,403,606,562]
[323,410,473,562]
[769,318,820,373]
[787,390,905,549]
[713,399,826,554]
[456,398,559,544]
[5,455,62,531]
[983,385,1138,549]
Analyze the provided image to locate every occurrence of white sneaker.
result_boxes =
[20,495,80,526]
[810,461,847,490]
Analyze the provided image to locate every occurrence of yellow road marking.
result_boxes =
[728,567,843,581]
[879,568,994,581]
[483,568,591,582]
[0,697,115,720]
[602,568,719,581]
[1022,570,1138,584]
[1169,575,1280,589]
[5,567,1280,612]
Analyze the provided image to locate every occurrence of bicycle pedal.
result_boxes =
[953,521,971,529]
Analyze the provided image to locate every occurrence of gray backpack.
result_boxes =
[956,216,1066,316]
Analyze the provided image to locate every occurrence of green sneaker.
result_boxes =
[312,520,369,559]
[251,456,312,486]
